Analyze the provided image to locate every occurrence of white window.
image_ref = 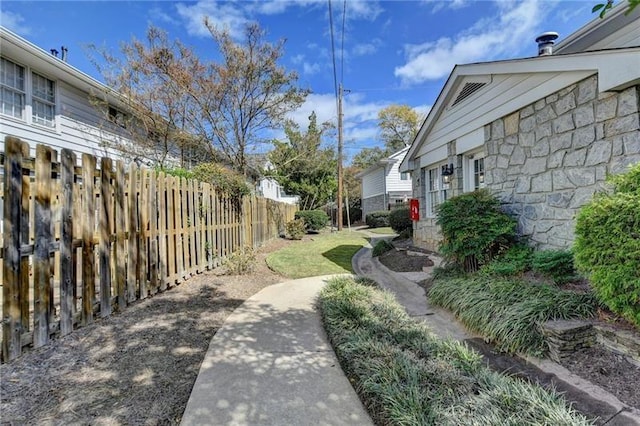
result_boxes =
[1,57,25,119]
[464,152,486,192]
[1,57,57,129]
[425,165,448,217]
[473,157,485,190]
[400,172,410,181]
[32,72,56,127]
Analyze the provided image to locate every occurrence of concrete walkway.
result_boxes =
[182,232,640,425]
[181,275,373,426]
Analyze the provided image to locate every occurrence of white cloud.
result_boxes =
[422,0,469,13]
[175,1,251,39]
[149,7,178,25]
[395,0,546,84]
[352,39,382,56]
[302,62,321,75]
[346,1,383,21]
[1,10,31,35]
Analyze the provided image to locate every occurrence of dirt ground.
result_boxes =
[378,246,640,411]
[0,237,295,426]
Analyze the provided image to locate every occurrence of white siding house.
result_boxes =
[0,27,152,164]
[400,4,640,251]
[256,161,299,205]
[358,147,412,218]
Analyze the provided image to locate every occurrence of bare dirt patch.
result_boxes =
[0,237,294,425]
[379,241,640,411]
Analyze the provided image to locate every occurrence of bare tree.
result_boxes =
[90,23,308,175]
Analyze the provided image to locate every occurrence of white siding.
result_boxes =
[386,159,412,192]
[361,167,385,198]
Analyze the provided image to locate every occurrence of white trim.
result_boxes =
[418,144,447,167]
[456,127,484,153]
[463,150,486,193]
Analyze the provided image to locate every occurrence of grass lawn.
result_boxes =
[366,226,396,235]
[266,230,368,279]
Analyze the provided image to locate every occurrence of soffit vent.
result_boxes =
[451,82,487,107]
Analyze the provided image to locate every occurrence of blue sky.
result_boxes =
[1,0,599,161]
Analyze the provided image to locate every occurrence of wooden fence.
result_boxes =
[1,137,297,362]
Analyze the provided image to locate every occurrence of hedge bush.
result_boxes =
[372,239,394,257]
[532,250,576,284]
[574,163,640,326]
[365,210,390,228]
[389,207,412,235]
[286,219,306,240]
[436,189,517,272]
[295,210,329,231]
[191,163,251,198]
[480,243,532,277]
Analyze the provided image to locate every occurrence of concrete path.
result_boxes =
[181,275,372,426]
[183,230,639,425]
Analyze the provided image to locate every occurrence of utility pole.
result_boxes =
[337,83,344,231]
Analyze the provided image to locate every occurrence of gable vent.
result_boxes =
[451,82,487,107]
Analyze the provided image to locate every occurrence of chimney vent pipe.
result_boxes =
[535,32,559,56]
[61,46,68,62]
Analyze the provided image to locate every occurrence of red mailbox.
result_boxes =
[409,198,419,221]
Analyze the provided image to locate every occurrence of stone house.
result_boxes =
[357,147,413,218]
[400,5,640,251]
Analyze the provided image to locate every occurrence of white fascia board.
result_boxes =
[1,27,128,109]
[401,48,640,173]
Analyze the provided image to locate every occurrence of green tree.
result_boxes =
[351,146,386,169]
[351,104,422,169]
[268,112,337,210]
[377,104,421,152]
[593,0,639,18]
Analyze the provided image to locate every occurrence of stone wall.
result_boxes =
[484,76,640,249]
[362,193,386,219]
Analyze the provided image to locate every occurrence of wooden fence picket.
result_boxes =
[1,136,299,362]
[59,149,75,336]
[2,137,25,361]
[115,161,126,310]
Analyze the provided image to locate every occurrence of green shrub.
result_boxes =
[191,163,251,198]
[372,239,394,257]
[436,189,517,272]
[223,246,256,275]
[532,249,576,284]
[285,219,306,240]
[295,210,329,231]
[389,207,412,235]
[365,210,390,228]
[429,276,598,355]
[480,243,533,277]
[575,163,640,326]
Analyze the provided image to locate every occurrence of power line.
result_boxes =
[340,0,346,86]
[327,0,339,108]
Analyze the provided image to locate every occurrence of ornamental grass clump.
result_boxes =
[319,276,591,425]
[574,163,640,327]
[428,277,598,355]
